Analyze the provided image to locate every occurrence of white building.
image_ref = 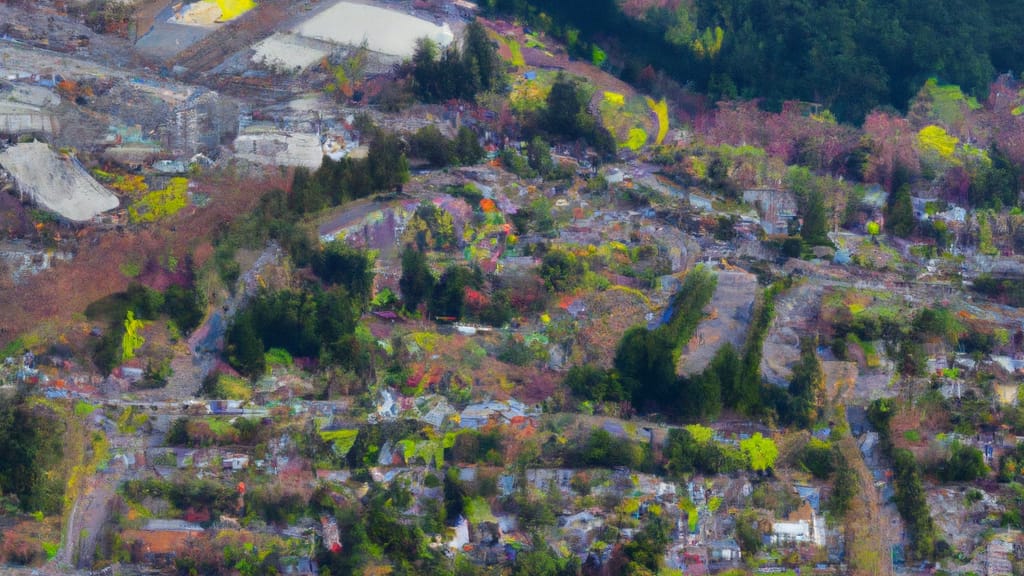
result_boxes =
[771,519,811,545]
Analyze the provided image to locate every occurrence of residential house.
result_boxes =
[770,501,823,547]
[794,485,821,513]
[458,399,537,430]
[152,160,186,174]
[708,538,742,562]
[458,466,478,483]
[222,453,250,471]
[421,397,455,428]
[526,469,574,495]
[771,518,812,546]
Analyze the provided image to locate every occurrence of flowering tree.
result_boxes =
[862,111,920,191]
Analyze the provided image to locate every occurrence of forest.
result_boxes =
[484,0,1024,121]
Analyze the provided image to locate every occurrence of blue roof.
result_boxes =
[795,485,821,512]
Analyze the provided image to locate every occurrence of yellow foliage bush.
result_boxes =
[128,177,188,223]
[604,91,626,107]
[510,79,550,113]
[121,311,145,363]
[623,127,648,151]
[917,125,958,159]
[689,156,707,179]
[645,97,669,145]
[111,174,149,196]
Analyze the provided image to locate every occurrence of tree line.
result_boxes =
[411,21,502,103]
[225,284,367,378]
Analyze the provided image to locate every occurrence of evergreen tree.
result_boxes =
[409,125,455,167]
[226,315,265,377]
[368,131,409,191]
[968,144,1021,209]
[527,136,554,176]
[886,184,915,238]
[410,22,501,103]
[399,246,435,313]
[289,167,326,214]
[545,74,587,138]
[801,188,831,246]
[465,22,500,90]
[454,126,484,165]
[412,38,441,101]
[788,336,824,428]
[429,265,480,320]
[312,240,375,303]
[614,327,675,410]
[687,343,733,418]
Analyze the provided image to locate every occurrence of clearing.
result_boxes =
[760,281,824,386]
[678,270,757,376]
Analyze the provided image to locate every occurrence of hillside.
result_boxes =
[2,0,1024,575]
[487,0,1024,121]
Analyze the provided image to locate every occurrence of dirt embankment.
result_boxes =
[133,0,174,40]
[0,168,290,351]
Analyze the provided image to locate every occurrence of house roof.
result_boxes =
[772,520,810,536]
[122,529,195,555]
